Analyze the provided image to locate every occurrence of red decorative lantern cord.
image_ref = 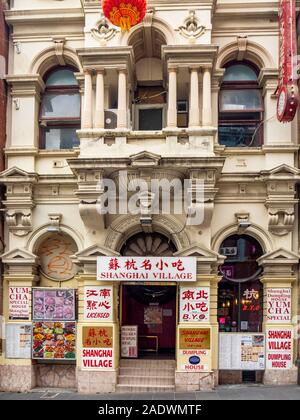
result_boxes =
[102,0,147,31]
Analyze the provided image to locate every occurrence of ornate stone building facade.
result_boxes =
[0,0,299,393]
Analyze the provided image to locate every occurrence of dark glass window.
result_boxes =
[218,235,263,333]
[219,62,263,147]
[139,108,163,131]
[40,68,80,149]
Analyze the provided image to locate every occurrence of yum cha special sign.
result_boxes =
[97,257,197,282]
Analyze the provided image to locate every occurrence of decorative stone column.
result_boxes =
[258,248,299,385]
[174,246,225,392]
[202,66,212,126]
[167,65,178,129]
[82,70,93,129]
[95,69,105,129]
[189,67,200,128]
[117,68,128,129]
[71,245,120,394]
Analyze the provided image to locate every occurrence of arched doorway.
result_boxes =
[218,234,263,333]
[120,232,177,358]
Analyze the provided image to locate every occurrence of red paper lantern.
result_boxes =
[102,0,147,31]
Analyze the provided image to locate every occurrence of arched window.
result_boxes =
[219,62,263,147]
[218,234,263,332]
[40,68,80,149]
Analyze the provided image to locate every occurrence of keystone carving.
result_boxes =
[176,10,206,43]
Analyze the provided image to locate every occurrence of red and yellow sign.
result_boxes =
[277,0,298,122]
[179,328,211,350]
[82,326,113,348]
[102,0,147,31]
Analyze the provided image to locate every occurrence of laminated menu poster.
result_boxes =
[32,288,75,321]
[6,324,32,359]
[219,333,265,370]
[32,321,76,360]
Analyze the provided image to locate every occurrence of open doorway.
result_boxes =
[121,285,177,359]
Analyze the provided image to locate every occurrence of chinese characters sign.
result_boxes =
[84,286,113,321]
[32,289,75,321]
[32,322,76,360]
[82,326,114,370]
[266,328,293,370]
[121,325,138,358]
[179,287,210,322]
[9,287,30,320]
[267,288,291,323]
[97,257,196,282]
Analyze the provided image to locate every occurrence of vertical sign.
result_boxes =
[277,0,298,122]
[6,324,32,359]
[266,328,293,370]
[81,326,114,370]
[267,288,291,323]
[121,325,138,358]
[178,328,211,372]
[9,287,30,320]
[84,286,113,321]
[179,287,210,322]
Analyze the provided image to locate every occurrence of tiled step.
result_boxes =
[118,375,175,386]
[116,384,175,393]
[120,359,176,368]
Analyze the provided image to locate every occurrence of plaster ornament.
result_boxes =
[177,10,206,43]
[91,17,119,45]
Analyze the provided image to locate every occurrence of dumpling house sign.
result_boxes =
[276,0,299,122]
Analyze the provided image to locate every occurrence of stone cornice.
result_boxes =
[5,75,45,97]
[162,45,219,69]
[5,8,84,25]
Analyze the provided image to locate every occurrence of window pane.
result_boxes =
[220,90,262,111]
[46,69,78,86]
[219,123,262,147]
[139,108,163,130]
[41,93,81,118]
[223,64,258,81]
[44,127,80,149]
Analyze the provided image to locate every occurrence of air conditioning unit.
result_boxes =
[104,109,118,129]
[220,247,238,256]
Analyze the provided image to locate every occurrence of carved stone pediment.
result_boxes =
[175,244,225,275]
[129,151,161,167]
[71,244,120,274]
[1,247,39,276]
[258,248,299,278]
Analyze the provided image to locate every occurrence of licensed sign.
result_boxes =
[9,287,30,320]
[267,288,291,323]
[179,287,210,322]
[84,286,113,321]
[97,257,197,282]
[266,328,293,370]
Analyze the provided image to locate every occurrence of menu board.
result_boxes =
[121,325,138,358]
[6,324,32,359]
[219,333,265,370]
[32,321,76,360]
[33,289,75,321]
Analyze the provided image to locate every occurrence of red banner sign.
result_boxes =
[277,0,298,122]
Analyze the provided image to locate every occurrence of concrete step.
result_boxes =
[118,375,175,386]
[120,359,176,368]
[119,367,175,376]
[116,384,175,393]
